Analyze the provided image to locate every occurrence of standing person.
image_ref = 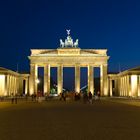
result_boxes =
[11,93,14,104]
[59,92,62,101]
[94,91,98,100]
[83,92,88,104]
[97,91,100,100]
[88,91,92,104]
[31,94,34,101]
[62,92,66,101]
[63,93,66,101]
[25,94,28,102]
[83,92,86,104]
[15,94,17,104]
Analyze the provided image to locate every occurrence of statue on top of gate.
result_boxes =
[60,30,79,48]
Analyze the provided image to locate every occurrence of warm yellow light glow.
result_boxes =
[104,87,108,96]
[75,86,80,93]
[138,76,140,97]
[30,87,34,95]
[131,75,138,97]
[0,75,5,96]
[57,86,61,95]
[36,79,40,84]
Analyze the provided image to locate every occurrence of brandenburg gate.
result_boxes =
[29,30,109,96]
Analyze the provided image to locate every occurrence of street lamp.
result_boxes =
[36,79,40,84]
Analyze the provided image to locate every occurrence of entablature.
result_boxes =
[30,49,108,57]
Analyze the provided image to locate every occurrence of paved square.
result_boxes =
[0,99,140,140]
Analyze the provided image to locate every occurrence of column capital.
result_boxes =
[30,63,35,66]
[57,63,63,67]
[75,63,80,66]
[100,64,108,67]
[87,64,95,67]
[43,63,50,66]
[30,63,38,67]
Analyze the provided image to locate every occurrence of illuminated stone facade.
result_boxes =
[28,31,109,96]
[0,67,29,96]
[108,67,140,97]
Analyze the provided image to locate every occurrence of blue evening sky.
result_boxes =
[0,0,140,88]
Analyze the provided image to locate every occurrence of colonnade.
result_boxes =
[109,75,140,97]
[119,76,130,96]
[119,75,140,97]
[29,64,108,96]
[108,78,118,96]
[4,75,28,96]
[4,75,18,96]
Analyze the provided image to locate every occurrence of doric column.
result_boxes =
[25,79,28,95]
[118,77,121,96]
[122,77,124,96]
[44,64,50,95]
[4,75,8,96]
[127,75,130,96]
[15,77,18,94]
[100,64,108,96]
[109,79,112,96]
[121,77,123,96]
[14,77,16,94]
[17,77,19,94]
[138,76,140,97]
[131,75,138,97]
[57,64,63,95]
[13,77,16,95]
[11,76,14,95]
[9,75,11,95]
[123,76,125,96]
[114,79,118,96]
[124,76,126,96]
[7,75,9,96]
[88,65,94,94]
[120,77,122,96]
[75,64,80,93]
[29,64,38,95]
[128,75,131,96]
[125,76,127,96]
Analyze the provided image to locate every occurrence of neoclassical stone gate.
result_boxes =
[28,31,109,96]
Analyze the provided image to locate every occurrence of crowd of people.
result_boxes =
[59,91,101,104]
[83,91,100,104]
[0,91,101,104]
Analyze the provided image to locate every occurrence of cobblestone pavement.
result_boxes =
[0,99,140,140]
